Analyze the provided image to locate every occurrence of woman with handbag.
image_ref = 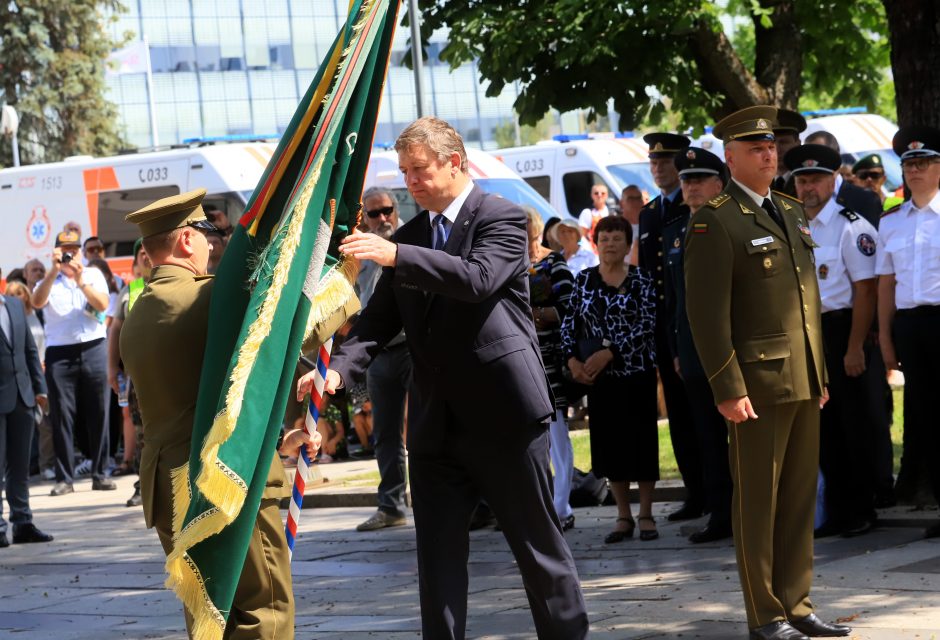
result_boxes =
[561,215,660,542]
[525,208,577,531]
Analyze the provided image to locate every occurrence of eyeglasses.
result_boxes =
[84,245,105,253]
[901,158,940,172]
[365,205,395,218]
[856,171,885,181]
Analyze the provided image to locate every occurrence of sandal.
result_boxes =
[638,515,659,541]
[604,517,635,544]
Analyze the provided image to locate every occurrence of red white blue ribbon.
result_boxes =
[285,337,333,558]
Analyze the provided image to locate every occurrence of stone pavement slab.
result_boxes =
[2,474,939,639]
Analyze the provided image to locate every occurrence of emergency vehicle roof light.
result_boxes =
[182,134,280,145]
[800,107,867,117]
[552,134,590,143]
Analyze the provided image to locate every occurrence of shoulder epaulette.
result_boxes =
[772,190,802,204]
[195,274,215,281]
[837,208,859,222]
[882,203,902,217]
[704,193,731,209]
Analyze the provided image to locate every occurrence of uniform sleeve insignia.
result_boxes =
[692,222,709,234]
[837,208,859,222]
[818,264,829,279]
[705,194,731,209]
[856,233,876,256]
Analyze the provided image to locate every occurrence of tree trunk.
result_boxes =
[689,19,770,119]
[884,0,940,127]
[753,0,802,108]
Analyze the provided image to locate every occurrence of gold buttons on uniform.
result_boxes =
[762,247,768,252]
[758,353,766,360]
[804,304,809,311]
[795,266,801,273]
[657,251,663,257]
[800,285,805,292]
[659,294,665,300]
[805,323,811,331]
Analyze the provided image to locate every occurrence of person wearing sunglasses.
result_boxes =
[352,187,412,533]
[877,126,940,540]
[852,154,888,202]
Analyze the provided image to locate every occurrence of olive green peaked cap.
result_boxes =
[125,188,210,238]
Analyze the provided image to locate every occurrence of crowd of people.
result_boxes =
[1,109,938,640]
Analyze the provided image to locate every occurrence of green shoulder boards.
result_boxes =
[772,190,802,204]
[705,193,731,209]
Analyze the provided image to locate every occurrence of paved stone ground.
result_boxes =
[2,473,939,639]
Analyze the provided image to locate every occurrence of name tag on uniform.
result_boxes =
[751,236,774,247]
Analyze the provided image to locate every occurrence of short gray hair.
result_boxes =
[362,187,398,211]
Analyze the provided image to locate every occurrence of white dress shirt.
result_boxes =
[732,178,772,207]
[808,198,879,313]
[875,191,940,309]
[430,180,475,230]
[39,268,109,347]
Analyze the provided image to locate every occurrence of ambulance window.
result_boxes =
[524,176,551,202]
[96,186,180,256]
[563,171,608,215]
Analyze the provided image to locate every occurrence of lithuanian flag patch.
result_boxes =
[692,223,708,234]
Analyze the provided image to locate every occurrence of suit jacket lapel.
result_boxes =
[727,181,788,243]
[0,301,14,350]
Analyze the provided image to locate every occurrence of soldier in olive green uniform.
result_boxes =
[120,189,356,639]
[684,107,850,640]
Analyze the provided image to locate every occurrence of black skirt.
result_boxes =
[587,368,659,482]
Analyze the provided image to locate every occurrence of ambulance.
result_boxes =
[364,146,559,223]
[0,137,277,281]
[1,139,558,282]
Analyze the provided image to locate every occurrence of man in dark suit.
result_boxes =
[638,131,705,521]
[0,292,54,547]
[299,116,588,640]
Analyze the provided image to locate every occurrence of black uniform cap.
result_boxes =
[783,143,841,175]
[773,109,807,136]
[674,146,725,179]
[892,126,940,160]
[643,132,691,158]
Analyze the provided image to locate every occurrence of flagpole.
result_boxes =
[285,337,333,558]
[143,36,160,147]
[407,0,426,117]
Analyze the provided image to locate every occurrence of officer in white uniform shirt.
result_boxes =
[785,144,880,538]
[877,126,940,540]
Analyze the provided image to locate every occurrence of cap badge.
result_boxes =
[686,149,696,159]
[652,142,664,151]
[909,141,925,150]
[756,119,769,129]
[802,159,819,168]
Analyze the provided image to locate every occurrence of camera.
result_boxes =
[61,252,73,264]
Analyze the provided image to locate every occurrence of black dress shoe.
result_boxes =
[561,515,575,532]
[666,502,703,521]
[688,521,733,544]
[813,521,842,538]
[12,523,54,544]
[50,482,74,496]
[0,533,8,548]
[92,477,117,491]
[749,621,810,640]
[790,613,850,637]
[924,521,940,539]
[841,516,875,538]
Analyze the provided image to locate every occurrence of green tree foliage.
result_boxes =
[413,0,891,132]
[0,1,129,166]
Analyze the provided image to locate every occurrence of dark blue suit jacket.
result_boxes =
[0,295,46,414]
[332,184,554,456]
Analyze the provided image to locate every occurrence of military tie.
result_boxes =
[761,198,786,233]
[431,214,450,251]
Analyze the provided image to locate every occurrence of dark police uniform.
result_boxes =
[878,126,940,539]
[685,106,850,640]
[784,144,880,537]
[771,109,807,197]
[638,131,704,519]
[663,147,733,543]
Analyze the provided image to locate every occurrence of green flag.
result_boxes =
[163,1,401,637]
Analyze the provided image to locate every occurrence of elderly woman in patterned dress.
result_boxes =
[561,215,660,543]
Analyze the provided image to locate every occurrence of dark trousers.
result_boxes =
[819,310,877,526]
[683,374,733,525]
[409,418,588,640]
[865,343,895,495]
[45,338,110,484]
[365,342,412,515]
[0,398,35,533]
[893,306,940,503]
[655,328,704,507]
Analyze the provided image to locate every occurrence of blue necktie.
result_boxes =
[432,214,449,251]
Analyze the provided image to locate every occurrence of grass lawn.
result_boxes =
[330,391,904,488]
[571,389,905,480]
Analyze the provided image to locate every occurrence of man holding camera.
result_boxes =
[31,230,114,496]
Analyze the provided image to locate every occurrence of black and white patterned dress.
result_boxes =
[561,266,660,482]
[528,251,574,410]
